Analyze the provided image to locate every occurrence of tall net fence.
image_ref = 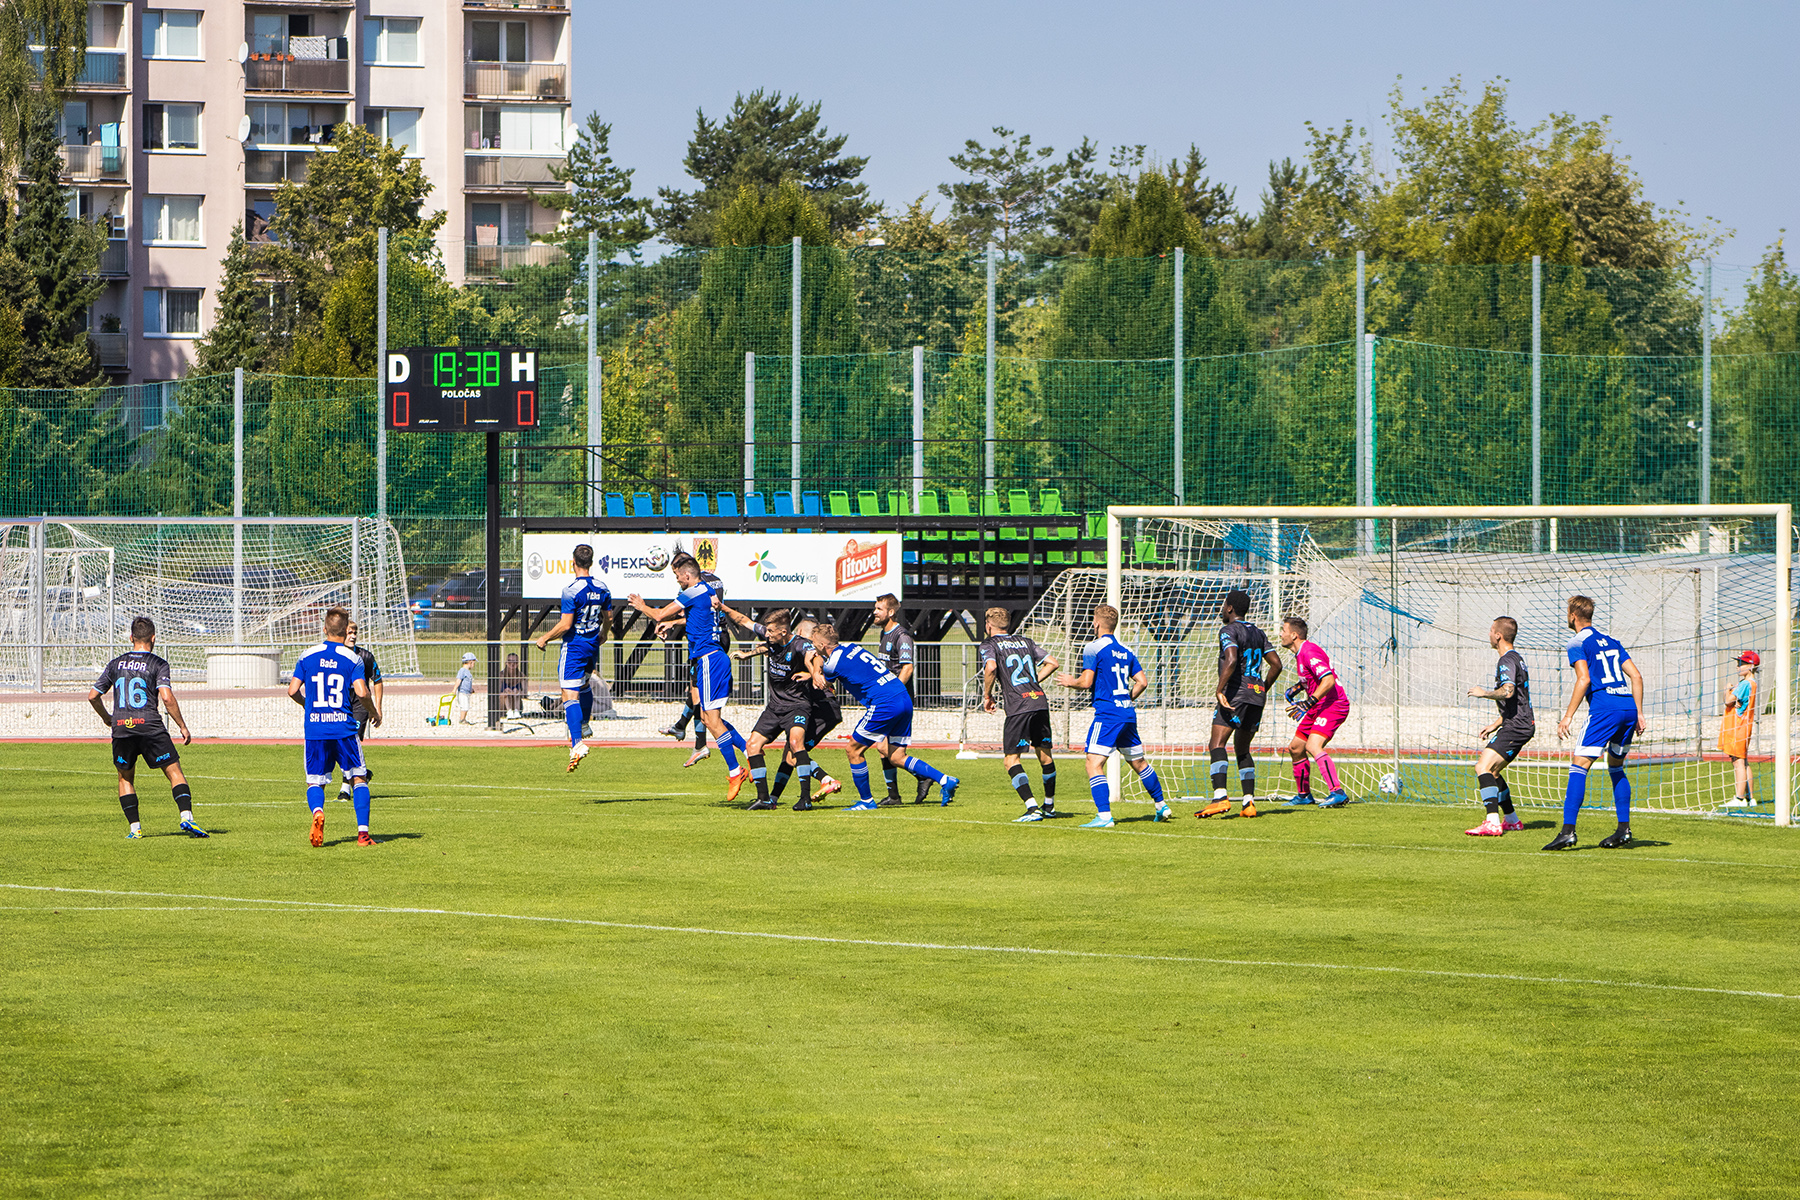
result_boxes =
[1,248,1797,588]
[1010,513,1791,818]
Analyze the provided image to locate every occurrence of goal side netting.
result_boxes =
[975,508,1793,823]
[0,517,418,687]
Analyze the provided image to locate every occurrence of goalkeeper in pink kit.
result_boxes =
[1278,617,1351,807]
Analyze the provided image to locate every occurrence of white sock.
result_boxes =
[129,821,141,833]
[179,810,192,822]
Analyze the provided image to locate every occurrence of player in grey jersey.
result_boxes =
[87,615,204,839]
[1465,615,1534,836]
[979,606,1061,821]
[872,592,923,803]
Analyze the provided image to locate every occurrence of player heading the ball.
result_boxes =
[534,542,613,773]
[1546,595,1644,851]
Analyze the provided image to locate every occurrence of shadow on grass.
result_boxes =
[321,832,425,846]
[584,796,661,806]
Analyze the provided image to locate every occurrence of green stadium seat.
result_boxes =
[885,490,909,516]
[828,490,853,516]
[856,490,882,517]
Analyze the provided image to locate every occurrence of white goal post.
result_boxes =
[1082,506,1792,828]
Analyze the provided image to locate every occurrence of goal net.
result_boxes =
[0,517,418,688]
[988,508,1792,824]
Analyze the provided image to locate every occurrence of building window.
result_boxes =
[470,21,526,63]
[363,107,420,154]
[246,198,277,243]
[363,17,421,65]
[142,10,201,59]
[466,105,566,153]
[470,201,533,247]
[137,381,182,429]
[144,289,201,338]
[248,103,344,146]
[144,103,200,151]
[144,196,202,245]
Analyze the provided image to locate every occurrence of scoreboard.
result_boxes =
[385,347,539,431]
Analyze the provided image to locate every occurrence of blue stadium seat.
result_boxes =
[631,493,653,517]
[773,492,797,517]
[801,492,823,516]
[687,493,710,517]
[715,492,740,517]
[660,492,681,517]
[603,493,626,518]
[746,492,769,517]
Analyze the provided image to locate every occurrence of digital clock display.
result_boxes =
[385,346,539,431]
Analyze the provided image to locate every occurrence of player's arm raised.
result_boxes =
[628,593,684,623]
[716,600,755,628]
[159,686,193,746]
[1556,660,1590,740]
[1623,658,1646,734]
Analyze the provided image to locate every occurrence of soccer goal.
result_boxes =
[0,516,418,690]
[1007,507,1793,827]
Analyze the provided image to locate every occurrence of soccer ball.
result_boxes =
[645,545,671,572]
[1378,771,1403,795]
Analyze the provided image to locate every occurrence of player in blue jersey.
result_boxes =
[807,622,958,812]
[532,542,613,772]
[1053,603,1170,828]
[288,607,382,847]
[629,553,750,801]
[1546,594,1645,851]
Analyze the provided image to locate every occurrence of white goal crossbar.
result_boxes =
[1105,506,1793,827]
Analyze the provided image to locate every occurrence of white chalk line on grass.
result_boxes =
[0,764,696,798]
[3,883,1794,1002]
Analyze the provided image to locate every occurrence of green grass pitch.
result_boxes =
[3,742,1798,1199]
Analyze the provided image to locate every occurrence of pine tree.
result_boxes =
[537,112,650,243]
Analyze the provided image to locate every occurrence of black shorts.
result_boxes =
[752,704,810,743]
[1212,703,1265,737]
[806,697,842,747]
[113,730,178,771]
[1004,709,1054,754]
[1487,724,1535,764]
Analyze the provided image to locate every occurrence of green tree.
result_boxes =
[1231,159,1310,260]
[0,0,87,170]
[939,128,1071,256]
[536,112,651,243]
[655,91,874,247]
[854,196,982,353]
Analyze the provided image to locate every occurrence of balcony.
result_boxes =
[29,48,127,89]
[97,241,129,277]
[466,242,566,278]
[245,56,349,94]
[465,154,564,189]
[245,148,316,186]
[465,0,566,8]
[59,143,126,181]
[91,332,129,368]
[465,61,568,101]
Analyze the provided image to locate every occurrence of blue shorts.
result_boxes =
[304,735,365,786]
[692,650,732,711]
[1578,707,1638,759]
[853,691,914,748]
[1085,710,1145,759]
[561,637,602,689]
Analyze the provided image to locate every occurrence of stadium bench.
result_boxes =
[745,491,768,517]
[773,492,796,518]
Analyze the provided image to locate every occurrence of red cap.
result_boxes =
[1737,650,1761,667]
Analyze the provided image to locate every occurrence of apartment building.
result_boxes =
[50,0,573,394]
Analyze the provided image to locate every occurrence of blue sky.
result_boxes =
[575,0,1795,289]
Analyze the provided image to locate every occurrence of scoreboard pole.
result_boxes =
[485,431,502,730]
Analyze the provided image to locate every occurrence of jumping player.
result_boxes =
[338,619,383,801]
[87,616,203,839]
[629,554,750,800]
[1547,594,1644,851]
[532,542,613,772]
[723,606,824,810]
[1720,650,1760,808]
[1053,603,1170,828]
[1277,616,1350,808]
[979,606,1061,822]
[290,606,382,846]
[1199,589,1281,819]
[873,592,925,803]
[808,623,958,812]
[1465,616,1532,836]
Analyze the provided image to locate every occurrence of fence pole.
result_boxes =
[30,519,43,692]
[376,227,388,524]
[1702,258,1713,506]
[233,366,244,646]
[587,230,601,517]
[1173,246,1184,504]
[1356,250,1370,553]
[744,350,755,497]
[790,236,802,508]
[1531,254,1542,502]
[1366,332,1379,516]
[912,345,924,510]
[1775,504,1792,828]
[985,240,996,497]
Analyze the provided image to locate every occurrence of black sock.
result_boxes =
[1007,763,1035,805]
[770,764,792,798]
[119,791,139,825]
[748,753,767,803]
[883,766,899,797]
[1237,753,1256,798]
[1041,765,1056,798]
[1209,747,1229,795]
[1497,780,1515,815]
[796,751,813,803]
[1478,771,1500,815]
[694,722,707,750]
[172,783,192,815]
